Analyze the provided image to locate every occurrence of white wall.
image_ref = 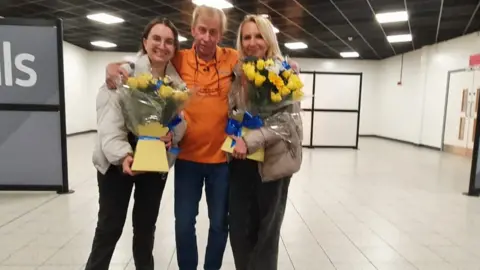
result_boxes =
[291,58,379,136]
[63,42,92,135]
[375,50,424,143]
[63,45,379,136]
[62,42,133,135]
[374,32,480,148]
[62,31,480,148]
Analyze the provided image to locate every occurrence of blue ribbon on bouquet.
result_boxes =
[152,79,164,95]
[138,136,161,141]
[166,114,182,155]
[281,60,291,71]
[225,111,264,147]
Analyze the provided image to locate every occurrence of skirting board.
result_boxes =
[359,135,441,151]
[67,129,97,137]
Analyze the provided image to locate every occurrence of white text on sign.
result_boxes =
[0,41,37,87]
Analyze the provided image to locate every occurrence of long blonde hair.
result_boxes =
[236,15,283,60]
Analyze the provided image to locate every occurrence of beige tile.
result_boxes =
[2,247,58,266]
[36,266,83,270]
[361,246,406,264]
[333,262,377,270]
[413,262,457,270]
[0,136,476,270]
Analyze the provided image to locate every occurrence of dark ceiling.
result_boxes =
[1,0,480,60]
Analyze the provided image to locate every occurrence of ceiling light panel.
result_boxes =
[340,52,360,58]
[91,41,117,48]
[376,11,409,24]
[178,35,187,42]
[285,42,308,50]
[87,13,124,24]
[387,34,412,43]
[191,0,233,9]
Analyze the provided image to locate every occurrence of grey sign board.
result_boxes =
[0,111,63,185]
[0,18,68,192]
[0,24,59,105]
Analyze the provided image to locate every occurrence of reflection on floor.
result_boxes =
[0,133,478,270]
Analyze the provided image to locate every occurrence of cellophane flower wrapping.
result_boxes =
[228,56,305,146]
[117,72,191,139]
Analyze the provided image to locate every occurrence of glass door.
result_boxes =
[443,70,475,156]
[466,70,480,151]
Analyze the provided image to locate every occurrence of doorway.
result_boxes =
[442,69,480,157]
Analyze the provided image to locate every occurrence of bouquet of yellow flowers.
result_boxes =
[240,56,304,116]
[223,56,305,162]
[118,73,191,172]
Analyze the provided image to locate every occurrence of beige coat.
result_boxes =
[92,54,186,175]
[228,70,303,182]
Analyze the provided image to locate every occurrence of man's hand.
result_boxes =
[106,61,130,89]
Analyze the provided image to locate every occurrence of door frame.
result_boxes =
[299,71,363,149]
[441,68,475,152]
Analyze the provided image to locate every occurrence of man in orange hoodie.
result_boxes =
[106,6,236,270]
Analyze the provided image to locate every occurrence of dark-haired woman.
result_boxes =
[86,18,186,270]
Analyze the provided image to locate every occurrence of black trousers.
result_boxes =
[85,156,167,269]
[228,159,291,270]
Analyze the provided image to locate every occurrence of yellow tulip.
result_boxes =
[137,77,149,89]
[179,92,189,101]
[163,76,171,84]
[270,91,282,103]
[274,77,285,89]
[286,74,303,90]
[292,89,304,100]
[256,59,265,70]
[242,62,254,73]
[268,71,278,83]
[265,59,274,67]
[139,73,153,81]
[296,80,304,89]
[245,67,256,81]
[126,77,138,89]
[281,70,292,79]
[173,90,188,101]
[254,72,266,87]
[280,86,291,96]
[159,85,173,98]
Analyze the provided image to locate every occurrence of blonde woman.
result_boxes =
[228,15,303,270]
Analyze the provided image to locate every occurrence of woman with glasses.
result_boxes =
[87,17,183,270]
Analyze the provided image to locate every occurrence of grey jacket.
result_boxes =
[92,54,187,175]
[228,69,303,182]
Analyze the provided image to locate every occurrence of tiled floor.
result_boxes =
[1,134,479,270]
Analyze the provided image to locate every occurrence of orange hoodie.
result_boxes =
[171,46,238,164]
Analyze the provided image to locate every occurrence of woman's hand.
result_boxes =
[106,61,129,89]
[231,136,247,160]
[122,154,135,176]
[287,59,300,74]
[161,131,173,150]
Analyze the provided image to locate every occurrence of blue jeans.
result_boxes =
[174,159,229,270]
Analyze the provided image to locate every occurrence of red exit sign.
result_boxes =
[470,54,480,66]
